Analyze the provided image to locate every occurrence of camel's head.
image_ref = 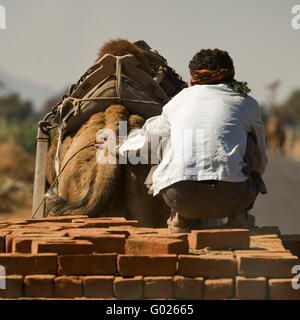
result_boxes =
[97,39,152,75]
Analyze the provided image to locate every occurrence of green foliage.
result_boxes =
[0,118,37,154]
[0,91,38,154]
[0,93,35,122]
[227,80,251,97]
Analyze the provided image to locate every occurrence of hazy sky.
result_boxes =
[0,0,299,105]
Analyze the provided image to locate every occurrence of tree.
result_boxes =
[276,89,300,125]
[0,87,38,154]
[0,93,34,122]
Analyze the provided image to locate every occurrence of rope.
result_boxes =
[115,56,122,103]
[55,105,63,193]
[32,140,95,218]
[61,95,161,112]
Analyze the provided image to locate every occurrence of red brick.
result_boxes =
[237,255,299,277]
[27,215,88,223]
[58,254,116,275]
[0,232,10,253]
[0,275,23,298]
[54,276,83,298]
[203,279,234,300]
[6,224,63,231]
[67,229,128,237]
[125,237,188,254]
[0,253,57,275]
[253,245,288,251]
[269,278,300,300]
[138,233,188,240]
[12,236,68,253]
[12,238,32,254]
[143,277,173,299]
[17,297,47,300]
[189,229,250,250]
[6,231,67,252]
[72,217,126,223]
[234,250,292,256]
[250,238,285,251]
[16,231,68,238]
[173,276,203,300]
[251,235,283,242]
[83,276,114,298]
[70,234,125,253]
[117,254,177,276]
[24,275,55,297]
[235,276,266,300]
[108,226,150,236]
[31,240,94,255]
[5,234,17,253]
[0,219,28,225]
[251,234,280,239]
[178,255,237,278]
[64,228,111,237]
[113,276,143,299]
[23,222,85,230]
[104,229,131,237]
[282,235,300,259]
[79,219,138,228]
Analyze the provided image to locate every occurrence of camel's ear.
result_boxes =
[134,40,152,50]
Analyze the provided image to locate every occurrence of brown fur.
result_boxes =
[46,105,169,226]
[46,105,124,217]
[45,39,170,226]
[97,39,152,74]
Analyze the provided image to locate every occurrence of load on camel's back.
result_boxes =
[35,39,187,227]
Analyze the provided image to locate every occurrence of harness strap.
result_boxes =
[54,105,64,194]
[116,56,122,103]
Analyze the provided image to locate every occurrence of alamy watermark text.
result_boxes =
[0,4,6,30]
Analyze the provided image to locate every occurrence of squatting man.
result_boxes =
[96,49,268,233]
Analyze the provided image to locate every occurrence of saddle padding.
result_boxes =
[61,54,169,134]
[62,78,163,134]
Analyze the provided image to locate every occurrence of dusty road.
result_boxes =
[253,154,300,235]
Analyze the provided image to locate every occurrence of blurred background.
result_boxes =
[0,0,299,233]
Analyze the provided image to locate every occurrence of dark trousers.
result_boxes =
[158,133,265,219]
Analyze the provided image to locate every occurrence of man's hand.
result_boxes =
[94,138,120,156]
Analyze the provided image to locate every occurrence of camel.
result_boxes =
[45,39,185,227]
[265,114,286,156]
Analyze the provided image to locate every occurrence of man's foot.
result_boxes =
[226,212,255,228]
[167,209,176,227]
[167,212,203,233]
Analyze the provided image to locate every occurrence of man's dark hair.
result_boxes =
[189,49,235,83]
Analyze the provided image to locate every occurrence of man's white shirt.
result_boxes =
[119,84,268,196]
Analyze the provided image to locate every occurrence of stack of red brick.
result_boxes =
[0,215,299,300]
